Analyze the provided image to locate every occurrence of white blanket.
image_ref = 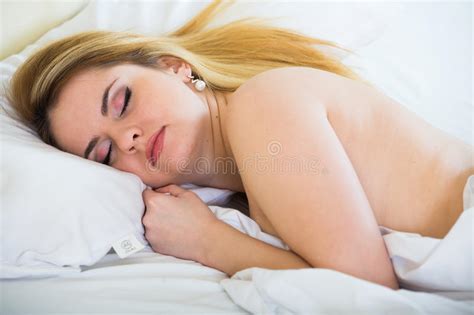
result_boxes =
[3,198,472,314]
[211,205,473,292]
[206,176,474,313]
[5,205,471,314]
[221,268,473,314]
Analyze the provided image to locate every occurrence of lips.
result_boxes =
[146,127,166,166]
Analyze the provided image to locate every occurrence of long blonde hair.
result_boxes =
[7,0,363,148]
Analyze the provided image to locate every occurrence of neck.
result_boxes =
[192,88,245,192]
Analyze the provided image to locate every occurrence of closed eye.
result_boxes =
[120,87,132,117]
[102,87,132,165]
[103,143,112,165]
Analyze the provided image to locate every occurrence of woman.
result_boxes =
[7,0,472,290]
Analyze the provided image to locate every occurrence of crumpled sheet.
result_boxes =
[206,176,474,313]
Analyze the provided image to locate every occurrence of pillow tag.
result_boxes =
[112,234,145,258]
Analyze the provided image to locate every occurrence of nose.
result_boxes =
[113,126,143,154]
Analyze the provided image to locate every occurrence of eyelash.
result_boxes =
[102,87,132,165]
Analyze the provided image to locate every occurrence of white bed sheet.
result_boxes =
[2,251,246,314]
[2,249,472,314]
[2,203,473,314]
[2,1,473,314]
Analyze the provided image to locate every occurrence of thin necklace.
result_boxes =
[214,88,228,157]
[205,89,216,159]
[209,88,228,158]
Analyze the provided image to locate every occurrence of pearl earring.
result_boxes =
[187,74,206,92]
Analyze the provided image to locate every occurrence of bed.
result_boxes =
[1,1,473,313]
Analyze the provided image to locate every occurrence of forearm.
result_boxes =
[199,220,311,276]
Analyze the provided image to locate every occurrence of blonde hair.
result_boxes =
[7,0,363,148]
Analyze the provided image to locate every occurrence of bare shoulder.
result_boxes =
[223,67,334,234]
[235,66,346,92]
[225,66,372,130]
[225,66,473,240]
[229,66,341,114]
[223,66,331,213]
[225,67,332,135]
[225,67,330,160]
[223,67,398,287]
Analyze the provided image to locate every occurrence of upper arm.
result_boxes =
[227,67,398,288]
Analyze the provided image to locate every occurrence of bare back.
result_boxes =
[326,78,473,238]
[229,67,473,239]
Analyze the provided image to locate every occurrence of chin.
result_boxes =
[166,150,195,177]
[169,134,202,174]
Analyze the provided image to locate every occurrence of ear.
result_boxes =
[157,55,192,82]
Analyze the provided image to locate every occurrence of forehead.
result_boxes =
[49,66,115,155]
[64,66,116,89]
[58,66,113,103]
[61,63,144,91]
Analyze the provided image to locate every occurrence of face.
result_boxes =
[50,62,212,188]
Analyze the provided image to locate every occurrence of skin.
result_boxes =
[50,58,243,191]
[50,59,473,290]
[238,67,473,240]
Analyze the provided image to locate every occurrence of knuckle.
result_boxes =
[148,198,158,208]
[182,190,194,197]
[142,217,151,227]
[142,189,152,198]
[144,196,159,208]
[142,213,155,227]
[144,229,151,238]
[144,229,157,240]
[151,244,161,253]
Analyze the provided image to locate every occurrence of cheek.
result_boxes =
[114,156,145,174]
[116,161,163,187]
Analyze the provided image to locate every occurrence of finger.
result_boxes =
[142,188,167,205]
[155,184,187,197]
[142,187,154,200]
[155,184,185,197]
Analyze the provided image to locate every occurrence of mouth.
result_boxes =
[146,127,166,167]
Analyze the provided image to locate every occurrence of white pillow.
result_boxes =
[0,0,401,279]
[0,104,236,278]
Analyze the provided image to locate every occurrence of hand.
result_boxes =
[142,184,218,263]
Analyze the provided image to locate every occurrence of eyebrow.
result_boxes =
[83,78,118,159]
